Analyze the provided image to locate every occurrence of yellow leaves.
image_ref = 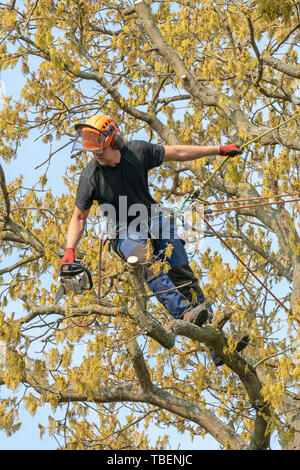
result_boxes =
[218,94,230,109]
[293,365,300,381]
[0,9,17,30]
[180,177,194,193]
[164,242,174,260]
[225,164,242,186]
[277,356,292,381]
[4,349,26,391]
[0,399,21,436]
[148,337,162,356]
[47,392,60,411]
[0,317,21,346]
[24,393,39,416]
[226,334,239,354]
[53,374,68,393]
[150,257,170,277]
[48,348,60,369]
[225,440,232,450]
[39,174,47,187]
[258,0,294,22]
[261,378,285,410]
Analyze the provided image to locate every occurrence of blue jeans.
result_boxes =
[117,215,213,320]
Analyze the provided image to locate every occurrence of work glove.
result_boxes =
[219,144,242,157]
[60,248,75,265]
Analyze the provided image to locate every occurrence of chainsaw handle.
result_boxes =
[81,265,93,290]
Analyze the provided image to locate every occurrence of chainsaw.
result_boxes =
[55,260,93,304]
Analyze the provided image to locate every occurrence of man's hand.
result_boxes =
[219,144,243,157]
[60,248,75,265]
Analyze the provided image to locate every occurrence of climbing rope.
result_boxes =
[204,196,300,214]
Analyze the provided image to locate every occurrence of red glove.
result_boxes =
[219,144,242,157]
[60,248,75,265]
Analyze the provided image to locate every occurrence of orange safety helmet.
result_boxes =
[72,115,122,154]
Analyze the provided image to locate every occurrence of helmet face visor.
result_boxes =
[72,127,106,155]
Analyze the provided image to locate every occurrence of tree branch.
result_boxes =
[0,164,11,220]
[262,54,300,79]
[126,337,154,394]
[0,254,41,275]
[16,369,246,450]
[134,0,219,108]
[170,321,271,449]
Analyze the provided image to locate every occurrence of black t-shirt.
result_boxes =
[75,140,165,230]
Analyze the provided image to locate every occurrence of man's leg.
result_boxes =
[167,262,214,321]
[117,237,207,323]
[146,236,210,325]
[155,237,213,319]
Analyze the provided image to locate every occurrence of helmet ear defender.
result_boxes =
[108,124,125,151]
[112,133,125,151]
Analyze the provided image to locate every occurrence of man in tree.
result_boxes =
[60,114,242,365]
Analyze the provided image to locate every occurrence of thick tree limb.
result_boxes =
[9,369,246,450]
[4,220,45,255]
[134,0,219,108]
[0,254,41,276]
[262,54,300,79]
[0,164,11,220]
[126,337,154,394]
[126,258,175,349]
[170,321,271,449]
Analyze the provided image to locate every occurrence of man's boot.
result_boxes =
[183,304,209,327]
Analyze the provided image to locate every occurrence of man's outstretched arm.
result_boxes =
[163,144,242,162]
